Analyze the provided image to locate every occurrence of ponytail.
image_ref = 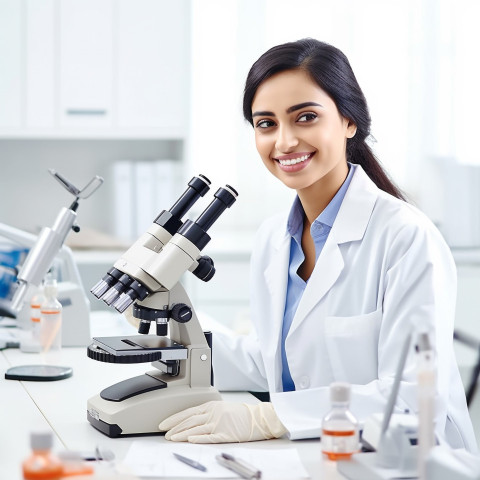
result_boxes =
[348,140,406,201]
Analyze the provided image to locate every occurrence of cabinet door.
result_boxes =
[0,0,22,127]
[116,0,189,132]
[25,0,56,128]
[59,0,114,128]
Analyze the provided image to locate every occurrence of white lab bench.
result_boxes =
[0,346,344,480]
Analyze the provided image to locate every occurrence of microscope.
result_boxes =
[87,175,238,437]
[0,169,103,346]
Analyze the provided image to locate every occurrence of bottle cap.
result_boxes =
[30,430,54,450]
[330,382,351,403]
[43,278,58,297]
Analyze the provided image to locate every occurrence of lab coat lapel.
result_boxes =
[264,230,291,388]
[290,166,379,333]
[292,235,344,330]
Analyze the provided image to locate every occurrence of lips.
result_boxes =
[274,152,314,167]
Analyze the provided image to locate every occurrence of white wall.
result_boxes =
[189,0,480,243]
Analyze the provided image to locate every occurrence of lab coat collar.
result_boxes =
[332,164,379,244]
[289,165,379,335]
[268,164,379,252]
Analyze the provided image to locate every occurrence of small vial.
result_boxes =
[40,278,62,353]
[321,382,359,460]
[22,430,63,479]
[30,287,45,342]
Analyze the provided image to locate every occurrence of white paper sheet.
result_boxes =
[122,441,310,479]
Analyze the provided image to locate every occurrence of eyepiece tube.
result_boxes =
[154,175,211,235]
[169,175,211,219]
[194,185,238,232]
[176,185,238,251]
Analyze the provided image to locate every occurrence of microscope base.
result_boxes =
[87,382,222,437]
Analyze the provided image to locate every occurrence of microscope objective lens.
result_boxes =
[113,293,135,313]
[102,287,122,306]
[90,279,110,299]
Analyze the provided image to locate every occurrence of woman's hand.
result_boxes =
[158,401,287,443]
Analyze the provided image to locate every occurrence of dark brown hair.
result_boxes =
[243,38,405,200]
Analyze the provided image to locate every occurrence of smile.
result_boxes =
[275,153,313,166]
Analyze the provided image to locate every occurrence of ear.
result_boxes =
[346,120,357,139]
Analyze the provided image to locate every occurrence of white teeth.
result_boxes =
[278,154,310,166]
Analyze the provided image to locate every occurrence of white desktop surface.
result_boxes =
[1,346,345,480]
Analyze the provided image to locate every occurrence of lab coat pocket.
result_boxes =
[324,308,382,384]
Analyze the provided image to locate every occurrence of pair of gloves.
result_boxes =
[159,401,287,443]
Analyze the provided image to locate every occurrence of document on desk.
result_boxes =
[122,441,310,479]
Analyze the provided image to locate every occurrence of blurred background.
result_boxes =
[1,0,480,440]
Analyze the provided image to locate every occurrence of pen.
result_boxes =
[216,452,262,479]
[173,452,207,472]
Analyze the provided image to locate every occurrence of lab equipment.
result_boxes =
[337,328,428,479]
[417,333,435,480]
[216,452,262,479]
[40,276,63,352]
[172,452,207,472]
[321,382,359,460]
[86,174,238,436]
[0,169,103,347]
[22,430,63,480]
[5,365,73,381]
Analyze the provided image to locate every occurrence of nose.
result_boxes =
[275,125,299,153]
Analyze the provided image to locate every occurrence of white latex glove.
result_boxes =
[158,401,287,443]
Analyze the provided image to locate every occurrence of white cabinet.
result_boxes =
[25,0,56,128]
[117,0,190,131]
[59,0,114,128]
[0,0,190,137]
[0,0,22,127]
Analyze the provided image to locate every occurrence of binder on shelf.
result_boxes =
[153,159,178,214]
[134,161,156,237]
[111,160,135,243]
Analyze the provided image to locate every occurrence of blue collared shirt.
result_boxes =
[281,163,357,391]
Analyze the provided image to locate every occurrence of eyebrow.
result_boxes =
[252,101,324,118]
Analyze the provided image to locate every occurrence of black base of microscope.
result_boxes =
[100,373,167,402]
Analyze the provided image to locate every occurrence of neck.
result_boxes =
[297,162,349,224]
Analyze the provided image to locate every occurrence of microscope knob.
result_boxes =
[192,255,216,282]
[171,303,192,323]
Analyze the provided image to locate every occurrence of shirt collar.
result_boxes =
[286,163,356,238]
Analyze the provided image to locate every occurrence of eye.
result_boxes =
[255,119,276,129]
[297,112,317,123]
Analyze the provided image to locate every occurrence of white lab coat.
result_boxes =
[212,165,477,451]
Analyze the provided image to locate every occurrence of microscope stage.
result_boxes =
[87,335,188,364]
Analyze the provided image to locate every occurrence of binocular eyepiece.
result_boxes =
[90,176,238,315]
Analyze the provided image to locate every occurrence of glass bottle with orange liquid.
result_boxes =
[321,382,359,460]
[22,430,63,479]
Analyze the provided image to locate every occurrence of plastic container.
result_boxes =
[40,278,62,352]
[321,382,359,460]
[22,430,63,479]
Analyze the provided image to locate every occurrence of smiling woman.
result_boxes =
[158,38,477,453]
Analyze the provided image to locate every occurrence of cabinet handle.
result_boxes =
[66,109,107,116]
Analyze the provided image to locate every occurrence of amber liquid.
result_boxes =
[22,451,63,479]
[321,429,358,461]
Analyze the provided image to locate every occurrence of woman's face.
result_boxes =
[251,69,356,192]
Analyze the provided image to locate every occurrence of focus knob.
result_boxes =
[192,255,215,282]
[170,303,192,323]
